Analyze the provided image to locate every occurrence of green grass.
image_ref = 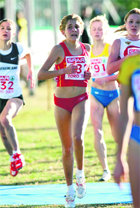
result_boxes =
[0,81,132,208]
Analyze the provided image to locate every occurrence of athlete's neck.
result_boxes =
[0,40,12,50]
[93,39,105,48]
[65,39,80,49]
[92,40,106,56]
[126,34,140,41]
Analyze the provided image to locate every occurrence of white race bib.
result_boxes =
[91,57,108,78]
[0,63,22,98]
[128,47,140,55]
[0,75,15,94]
[65,56,88,80]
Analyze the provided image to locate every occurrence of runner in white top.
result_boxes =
[0,42,27,98]
[107,8,140,74]
[0,19,34,177]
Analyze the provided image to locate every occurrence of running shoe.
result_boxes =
[99,170,111,181]
[65,191,76,208]
[10,156,18,177]
[76,175,86,198]
[13,153,25,170]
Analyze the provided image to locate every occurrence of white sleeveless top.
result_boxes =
[120,37,140,58]
[0,42,25,99]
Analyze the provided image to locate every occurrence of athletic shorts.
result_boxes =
[54,92,88,113]
[131,69,140,112]
[91,87,120,108]
[130,125,140,144]
[0,95,24,114]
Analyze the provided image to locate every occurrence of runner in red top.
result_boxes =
[55,41,89,87]
[38,14,91,208]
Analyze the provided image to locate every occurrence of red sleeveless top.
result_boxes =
[55,41,90,87]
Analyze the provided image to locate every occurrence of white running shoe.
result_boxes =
[99,170,111,181]
[65,192,76,208]
[76,176,86,199]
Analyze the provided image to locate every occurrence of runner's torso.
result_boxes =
[90,43,118,90]
[55,41,90,98]
[0,43,23,99]
[120,37,140,58]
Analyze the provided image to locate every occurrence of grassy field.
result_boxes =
[0,81,132,208]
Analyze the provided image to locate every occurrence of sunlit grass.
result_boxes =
[0,81,131,207]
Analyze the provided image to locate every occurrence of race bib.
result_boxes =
[91,57,108,78]
[0,75,15,94]
[65,56,88,80]
[124,46,140,56]
[128,47,140,55]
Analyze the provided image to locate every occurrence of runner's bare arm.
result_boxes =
[107,39,125,74]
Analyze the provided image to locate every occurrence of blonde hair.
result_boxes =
[115,8,140,33]
[89,15,110,31]
[0,18,16,32]
[59,14,84,32]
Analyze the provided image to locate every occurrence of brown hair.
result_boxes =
[115,8,140,33]
[59,14,84,32]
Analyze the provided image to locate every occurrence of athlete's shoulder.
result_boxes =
[50,43,65,62]
[15,42,24,49]
[104,43,111,52]
[51,43,64,53]
[82,43,91,52]
[105,43,111,46]
[113,38,121,45]
[14,42,25,56]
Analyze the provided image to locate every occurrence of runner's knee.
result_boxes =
[0,116,11,128]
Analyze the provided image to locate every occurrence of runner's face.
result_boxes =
[64,19,82,41]
[125,14,140,37]
[0,21,14,41]
[90,21,104,41]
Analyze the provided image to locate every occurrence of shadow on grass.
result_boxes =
[15,122,97,133]
[20,145,61,151]
[16,127,57,132]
